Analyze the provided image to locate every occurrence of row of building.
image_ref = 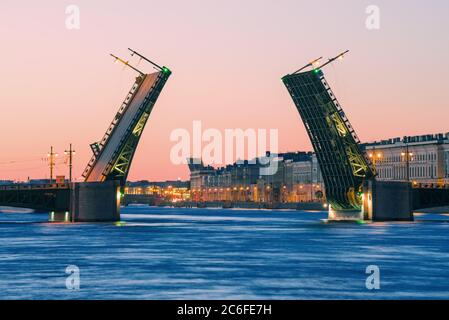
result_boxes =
[4,132,448,204]
[363,132,449,186]
[124,180,190,203]
[188,132,449,203]
[188,152,324,203]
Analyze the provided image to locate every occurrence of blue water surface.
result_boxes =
[0,205,449,299]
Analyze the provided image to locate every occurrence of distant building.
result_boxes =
[55,176,66,184]
[362,132,449,186]
[125,180,190,202]
[188,152,324,203]
[21,179,51,185]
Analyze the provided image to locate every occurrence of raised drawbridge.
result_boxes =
[282,51,375,213]
[82,49,171,185]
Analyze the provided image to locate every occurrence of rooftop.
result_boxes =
[362,132,449,149]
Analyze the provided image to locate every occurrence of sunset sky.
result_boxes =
[0,0,448,182]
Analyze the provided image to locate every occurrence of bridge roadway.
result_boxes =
[0,184,70,212]
[1,183,449,216]
[413,186,449,210]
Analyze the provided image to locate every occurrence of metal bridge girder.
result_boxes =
[282,69,374,211]
[83,68,171,184]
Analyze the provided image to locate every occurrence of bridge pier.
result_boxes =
[68,180,121,222]
[362,180,413,221]
[327,181,414,222]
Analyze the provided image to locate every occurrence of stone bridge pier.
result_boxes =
[70,180,121,222]
[362,180,413,221]
[50,181,121,222]
[327,181,414,222]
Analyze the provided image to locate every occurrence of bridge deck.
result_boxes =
[0,184,70,212]
[412,186,449,210]
[282,69,374,211]
[83,69,171,183]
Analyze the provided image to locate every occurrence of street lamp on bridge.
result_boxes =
[401,147,414,182]
[47,146,58,184]
[64,144,76,183]
[368,150,383,172]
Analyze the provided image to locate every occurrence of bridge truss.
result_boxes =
[282,52,375,211]
[83,50,171,185]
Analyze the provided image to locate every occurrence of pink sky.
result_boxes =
[0,0,448,182]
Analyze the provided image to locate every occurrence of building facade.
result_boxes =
[363,132,449,186]
[125,180,190,202]
[188,152,324,203]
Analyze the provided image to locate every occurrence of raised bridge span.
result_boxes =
[83,66,171,184]
[0,49,171,221]
[282,51,449,220]
[282,63,374,213]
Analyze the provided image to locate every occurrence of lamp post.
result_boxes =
[265,184,271,203]
[47,146,58,184]
[310,159,314,202]
[401,143,413,182]
[64,143,76,183]
[368,148,383,172]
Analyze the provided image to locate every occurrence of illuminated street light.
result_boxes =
[402,139,413,181]
[47,146,58,184]
[64,143,75,183]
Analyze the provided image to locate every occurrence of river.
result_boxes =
[0,205,448,299]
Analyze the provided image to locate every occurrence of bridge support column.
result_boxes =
[69,181,121,222]
[362,180,413,221]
